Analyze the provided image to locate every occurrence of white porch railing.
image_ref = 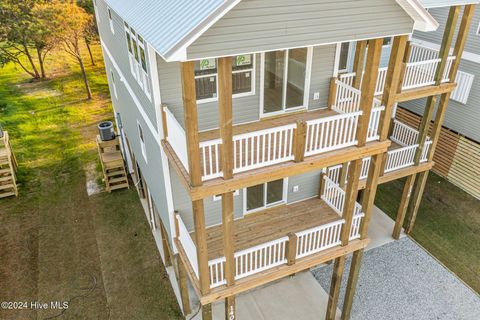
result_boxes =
[295,220,344,259]
[332,79,361,113]
[233,124,296,173]
[208,236,289,289]
[384,144,418,173]
[200,139,223,180]
[391,119,422,146]
[338,44,456,95]
[176,214,199,277]
[305,112,361,156]
[164,107,189,172]
[367,102,385,142]
[324,157,371,185]
[421,140,433,163]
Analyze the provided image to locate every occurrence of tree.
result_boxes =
[52,2,93,100]
[0,0,60,79]
[0,0,43,79]
[77,0,98,66]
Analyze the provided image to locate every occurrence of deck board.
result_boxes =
[192,197,341,260]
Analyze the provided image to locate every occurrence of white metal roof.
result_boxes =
[418,0,480,8]
[105,0,441,62]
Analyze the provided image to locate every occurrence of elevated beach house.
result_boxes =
[94,0,478,319]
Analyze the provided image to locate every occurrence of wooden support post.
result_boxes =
[160,221,172,267]
[403,5,474,235]
[325,256,346,320]
[218,56,237,320]
[392,174,416,239]
[340,38,383,246]
[327,77,338,110]
[175,255,192,316]
[352,40,367,89]
[294,120,307,162]
[161,104,168,139]
[341,249,364,320]
[202,303,213,320]
[180,61,203,186]
[319,171,327,198]
[338,162,349,188]
[225,296,236,320]
[286,232,298,266]
[181,61,211,295]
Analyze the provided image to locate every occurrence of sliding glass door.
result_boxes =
[245,179,286,213]
[262,48,308,115]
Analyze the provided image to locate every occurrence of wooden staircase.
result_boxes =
[97,136,129,192]
[0,131,18,199]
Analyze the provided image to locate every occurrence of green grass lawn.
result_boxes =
[375,173,480,293]
[0,45,182,319]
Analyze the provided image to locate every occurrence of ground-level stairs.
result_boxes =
[0,131,18,199]
[97,136,129,193]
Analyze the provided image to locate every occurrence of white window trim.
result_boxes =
[107,7,114,34]
[336,42,352,75]
[137,121,147,162]
[259,47,313,118]
[477,22,480,36]
[196,54,256,104]
[124,25,152,101]
[242,178,289,215]
[382,37,393,48]
[212,190,240,201]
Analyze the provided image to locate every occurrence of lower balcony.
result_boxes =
[174,177,364,290]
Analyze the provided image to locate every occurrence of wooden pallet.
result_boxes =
[97,135,129,192]
[0,131,18,198]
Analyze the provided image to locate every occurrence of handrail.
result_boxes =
[176,214,199,278]
[164,106,189,172]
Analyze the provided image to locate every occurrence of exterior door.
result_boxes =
[261,48,309,116]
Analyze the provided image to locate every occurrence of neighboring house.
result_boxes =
[93,0,478,319]
[400,5,480,198]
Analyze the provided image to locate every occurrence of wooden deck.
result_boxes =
[192,197,341,260]
[198,108,338,142]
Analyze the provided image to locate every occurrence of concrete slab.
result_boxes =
[191,271,341,320]
[366,206,406,250]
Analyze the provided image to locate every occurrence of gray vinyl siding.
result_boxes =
[96,0,158,130]
[169,167,244,231]
[400,59,480,142]
[287,171,323,203]
[158,44,337,130]
[309,45,336,109]
[186,0,413,60]
[157,54,261,131]
[414,6,480,55]
[400,7,480,142]
[102,54,174,240]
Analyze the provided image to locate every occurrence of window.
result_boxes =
[262,48,309,115]
[138,122,147,161]
[244,179,286,213]
[383,37,393,47]
[338,42,350,73]
[477,22,480,35]
[107,7,114,33]
[212,190,240,201]
[194,54,255,103]
[451,71,474,104]
[125,24,151,99]
[110,70,117,99]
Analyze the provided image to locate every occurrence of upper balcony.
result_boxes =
[338,43,456,98]
[163,80,384,182]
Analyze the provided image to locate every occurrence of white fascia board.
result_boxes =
[397,0,440,32]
